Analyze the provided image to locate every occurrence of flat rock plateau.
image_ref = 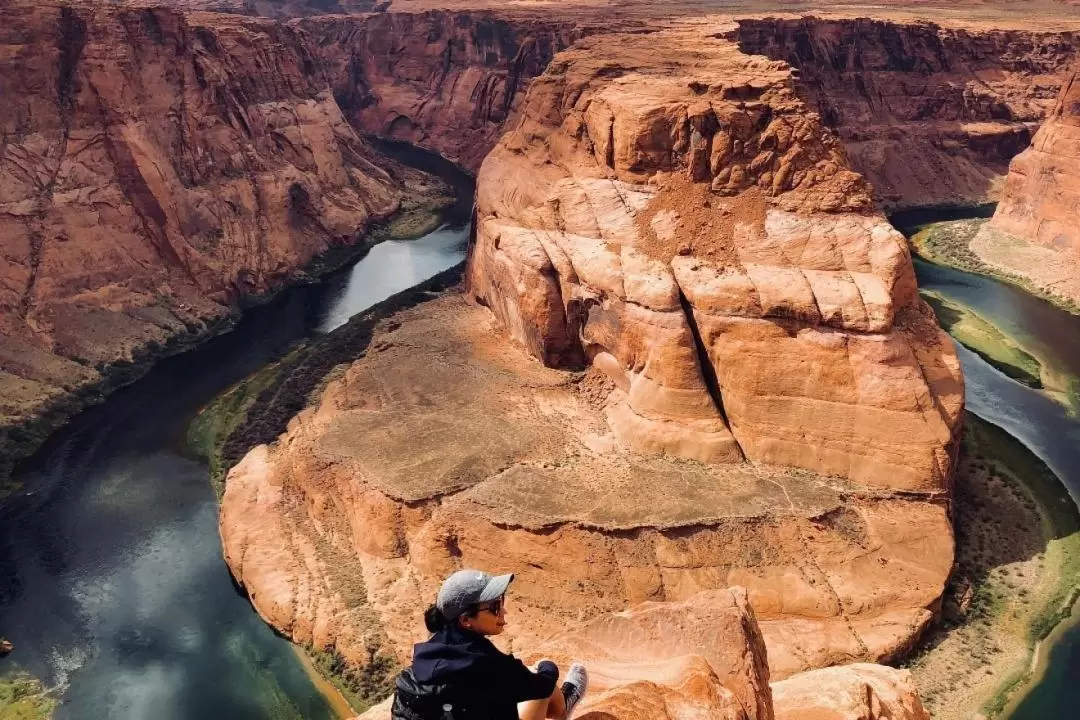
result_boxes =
[5,1,1080,718]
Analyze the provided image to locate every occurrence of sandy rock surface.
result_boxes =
[351,586,929,720]
[467,23,965,491]
[221,293,954,685]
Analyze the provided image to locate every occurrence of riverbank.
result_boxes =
[920,290,1043,389]
[906,217,1080,316]
[0,185,455,501]
[907,415,1080,719]
[0,669,54,720]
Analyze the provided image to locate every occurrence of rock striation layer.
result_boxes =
[300,11,595,171]
[735,18,1079,209]
[0,4,444,462]
[468,24,965,491]
[221,291,954,696]
[354,587,930,720]
[972,65,1080,306]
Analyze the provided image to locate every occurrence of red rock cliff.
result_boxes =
[970,65,1080,306]
[735,18,1079,209]
[0,4,441,457]
[298,11,597,170]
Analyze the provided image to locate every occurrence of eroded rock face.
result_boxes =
[972,66,1080,305]
[355,592,930,720]
[221,291,954,693]
[468,24,964,491]
[772,663,930,720]
[0,4,442,450]
[301,11,594,171]
[735,18,1079,210]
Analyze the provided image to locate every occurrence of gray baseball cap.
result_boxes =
[436,569,514,620]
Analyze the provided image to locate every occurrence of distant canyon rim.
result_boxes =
[3,1,1080,718]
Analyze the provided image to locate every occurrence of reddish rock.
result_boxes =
[467,23,964,490]
[734,18,1078,210]
[772,663,930,720]
[973,65,1080,305]
[0,3,444,457]
[221,292,954,693]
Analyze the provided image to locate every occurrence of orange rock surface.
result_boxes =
[213,11,969,716]
[973,66,1080,305]
[467,23,964,491]
[349,587,929,720]
[220,292,954,697]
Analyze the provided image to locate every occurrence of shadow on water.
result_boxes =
[0,145,473,719]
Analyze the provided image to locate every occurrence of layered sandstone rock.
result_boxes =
[771,663,929,720]
[299,11,594,171]
[221,292,954,690]
[219,18,962,712]
[468,24,964,490]
[0,4,444,455]
[971,66,1080,306]
[735,18,1079,209]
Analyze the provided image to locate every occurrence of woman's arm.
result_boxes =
[496,655,559,702]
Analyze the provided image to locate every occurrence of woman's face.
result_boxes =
[459,596,506,636]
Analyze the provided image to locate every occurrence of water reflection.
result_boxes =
[912,249,1080,717]
[0,216,469,718]
[319,225,467,333]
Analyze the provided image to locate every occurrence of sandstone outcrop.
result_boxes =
[221,291,954,691]
[971,65,1080,306]
[468,24,964,490]
[0,4,446,462]
[735,18,1078,209]
[351,587,929,720]
[771,663,929,720]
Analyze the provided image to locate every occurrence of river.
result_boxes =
[893,211,1080,719]
[0,204,468,715]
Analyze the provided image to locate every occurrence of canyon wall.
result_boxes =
[735,18,1079,209]
[971,65,1080,306]
[298,11,598,170]
[0,4,444,461]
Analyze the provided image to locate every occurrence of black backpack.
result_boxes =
[390,667,470,720]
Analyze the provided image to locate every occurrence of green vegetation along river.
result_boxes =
[0,142,471,719]
[894,211,1080,719]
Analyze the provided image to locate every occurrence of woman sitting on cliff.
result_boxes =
[391,569,588,720]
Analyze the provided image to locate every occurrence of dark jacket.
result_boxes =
[391,624,558,720]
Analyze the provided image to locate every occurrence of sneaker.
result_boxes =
[561,663,588,719]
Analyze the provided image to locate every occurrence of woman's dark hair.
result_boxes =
[424,604,448,632]
[425,603,481,632]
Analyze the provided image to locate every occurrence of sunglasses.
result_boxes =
[474,598,504,616]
